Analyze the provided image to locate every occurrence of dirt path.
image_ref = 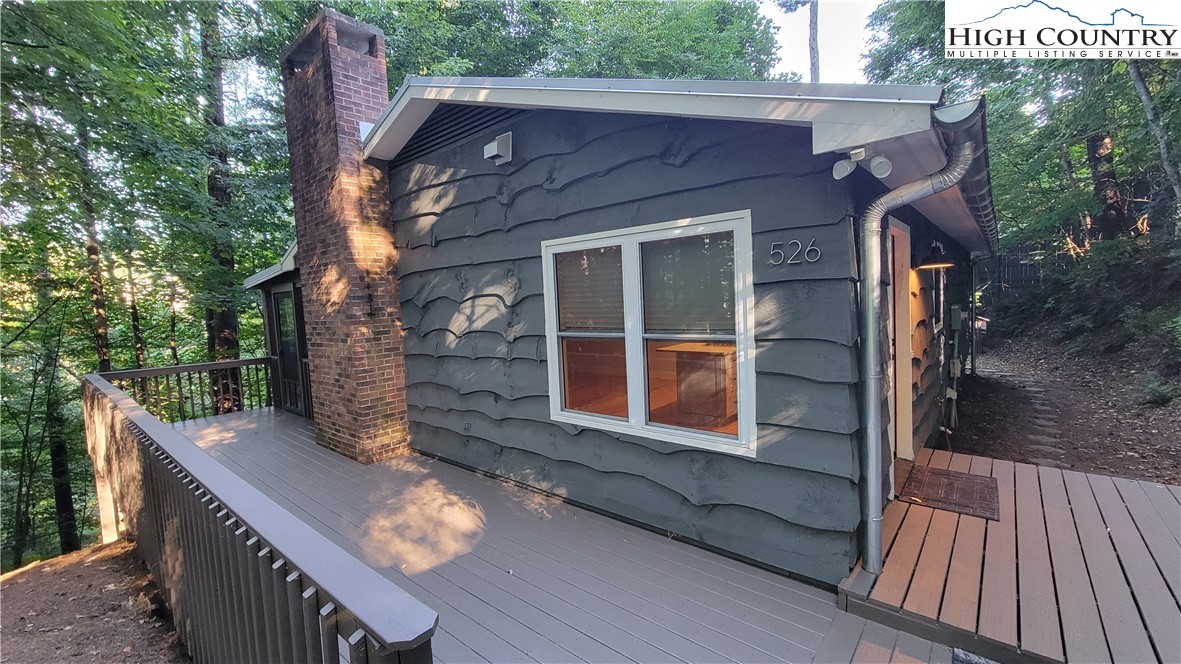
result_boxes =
[952,337,1181,485]
[1,540,186,664]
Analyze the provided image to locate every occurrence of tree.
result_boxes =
[776,0,818,82]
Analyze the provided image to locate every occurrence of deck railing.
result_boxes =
[101,358,274,423]
[83,373,437,663]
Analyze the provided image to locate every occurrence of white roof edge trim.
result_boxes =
[362,79,942,161]
[243,240,298,290]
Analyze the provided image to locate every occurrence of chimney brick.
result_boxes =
[281,9,408,464]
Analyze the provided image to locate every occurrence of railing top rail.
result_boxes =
[84,373,439,651]
[98,357,272,381]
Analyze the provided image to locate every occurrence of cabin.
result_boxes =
[247,10,996,587]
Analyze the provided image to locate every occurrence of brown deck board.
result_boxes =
[1113,477,1181,602]
[946,453,972,474]
[937,511,984,632]
[1038,467,1110,664]
[1139,481,1181,545]
[967,456,992,477]
[882,501,909,557]
[1013,463,1063,661]
[850,620,898,664]
[1089,474,1181,664]
[977,459,1018,647]
[870,506,933,607]
[1061,470,1157,664]
[928,450,952,470]
[937,456,991,632]
[901,509,957,619]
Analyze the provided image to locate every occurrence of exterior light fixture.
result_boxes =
[916,247,954,270]
[832,158,856,180]
[869,154,893,178]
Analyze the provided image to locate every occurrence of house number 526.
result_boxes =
[769,239,821,265]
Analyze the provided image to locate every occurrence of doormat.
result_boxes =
[899,465,1000,521]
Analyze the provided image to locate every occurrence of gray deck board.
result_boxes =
[176,410,851,664]
[1139,480,1181,544]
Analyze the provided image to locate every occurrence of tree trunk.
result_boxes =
[1086,131,1127,239]
[169,283,181,366]
[34,255,79,555]
[46,353,79,555]
[127,256,146,369]
[1128,60,1181,236]
[77,125,111,372]
[201,4,241,413]
[808,0,819,83]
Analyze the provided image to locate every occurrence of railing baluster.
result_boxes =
[184,488,211,664]
[210,506,234,662]
[338,613,369,664]
[163,373,176,423]
[196,489,222,656]
[271,558,295,664]
[228,523,251,664]
[318,601,340,664]
[285,570,308,662]
[187,371,198,420]
[244,536,266,664]
[301,584,324,663]
[197,370,208,419]
[258,547,280,661]
[175,372,188,422]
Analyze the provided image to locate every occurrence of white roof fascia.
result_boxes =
[362,79,938,161]
[243,241,298,290]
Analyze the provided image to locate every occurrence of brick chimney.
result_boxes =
[281,10,408,464]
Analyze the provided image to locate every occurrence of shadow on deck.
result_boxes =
[840,448,1181,664]
[174,408,959,664]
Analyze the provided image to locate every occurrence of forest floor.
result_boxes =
[953,335,1181,485]
[0,539,186,663]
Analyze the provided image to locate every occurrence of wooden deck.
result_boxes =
[840,449,1181,664]
[174,409,951,664]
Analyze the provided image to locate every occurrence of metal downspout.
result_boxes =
[859,141,975,574]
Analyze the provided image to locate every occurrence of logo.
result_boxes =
[945,0,1181,59]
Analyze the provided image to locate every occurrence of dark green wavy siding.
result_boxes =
[389,109,861,584]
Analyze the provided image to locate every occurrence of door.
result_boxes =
[888,220,914,474]
[274,291,305,417]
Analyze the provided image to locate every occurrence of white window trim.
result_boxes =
[541,210,757,458]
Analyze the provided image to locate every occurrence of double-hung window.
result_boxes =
[541,210,756,456]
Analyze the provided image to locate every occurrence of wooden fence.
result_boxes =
[83,373,437,663]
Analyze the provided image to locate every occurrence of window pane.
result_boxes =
[555,246,624,331]
[646,340,737,436]
[562,338,628,418]
[642,232,734,334]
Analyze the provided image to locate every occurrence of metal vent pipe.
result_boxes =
[859,141,975,574]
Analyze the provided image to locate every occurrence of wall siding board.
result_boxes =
[754,340,858,383]
[412,423,857,584]
[391,110,861,584]
[407,383,859,482]
[404,330,546,361]
[409,406,860,532]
